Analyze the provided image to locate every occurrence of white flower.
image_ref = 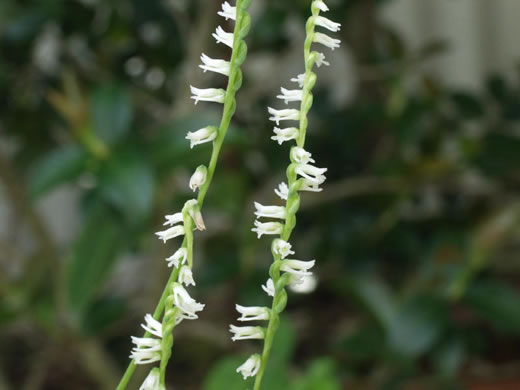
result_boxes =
[254,202,286,219]
[315,52,330,67]
[291,74,306,88]
[274,182,289,200]
[288,274,318,294]
[139,368,164,390]
[229,325,265,341]
[252,220,283,238]
[189,165,207,192]
[236,305,270,321]
[163,212,183,226]
[190,86,226,104]
[218,1,237,20]
[179,265,196,286]
[141,314,163,338]
[130,337,161,364]
[276,87,303,104]
[280,259,315,276]
[313,0,329,12]
[200,53,230,76]
[267,107,300,125]
[313,32,340,50]
[155,225,185,243]
[236,354,261,379]
[315,16,341,32]
[271,127,299,145]
[262,278,275,297]
[212,26,234,48]
[301,179,324,193]
[272,239,294,259]
[186,126,217,148]
[295,163,327,185]
[172,283,205,317]
[290,147,315,164]
[166,247,188,268]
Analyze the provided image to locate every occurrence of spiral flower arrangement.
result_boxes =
[228,1,341,387]
[115,1,252,389]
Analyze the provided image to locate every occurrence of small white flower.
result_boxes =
[139,368,164,390]
[190,86,226,104]
[280,259,315,276]
[172,283,205,317]
[267,107,300,125]
[236,354,261,379]
[262,278,275,297]
[141,314,163,338]
[213,26,234,48]
[301,179,324,193]
[290,147,315,164]
[236,305,270,321]
[155,225,185,243]
[288,274,318,294]
[272,239,294,259]
[189,165,207,192]
[130,337,161,364]
[163,212,183,226]
[291,74,306,88]
[218,1,237,20]
[274,182,289,200]
[200,53,230,76]
[229,325,265,341]
[166,247,188,268]
[313,0,329,12]
[178,265,196,286]
[315,15,341,32]
[254,202,286,220]
[186,126,217,148]
[315,52,330,67]
[295,163,327,185]
[271,127,299,145]
[276,87,303,104]
[252,220,283,238]
[313,32,340,50]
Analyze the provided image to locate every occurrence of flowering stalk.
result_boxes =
[228,1,340,388]
[116,1,252,389]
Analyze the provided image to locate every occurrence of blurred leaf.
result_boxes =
[433,339,464,378]
[28,144,88,199]
[82,297,126,335]
[261,317,294,390]
[90,84,132,145]
[203,356,251,390]
[475,134,520,178]
[450,92,483,119]
[340,324,385,362]
[292,358,341,390]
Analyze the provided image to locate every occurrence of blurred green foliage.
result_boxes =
[2,0,520,389]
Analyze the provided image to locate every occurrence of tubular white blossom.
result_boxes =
[289,274,318,294]
[178,265,196,286]
[272,238,295,259]
[218,1,237,20]
[236,305,270,321]
[172,283,205,317]
[291,74,306,88]
[262,278,275,297]
[199,53,231,76]
[212,26,234,48]
[236,354,261,379]
[190,86,226,104]
[189,165,207,192]
[274,182,289,200]
[267,107,300,125]
[313,0,329,12]
[272,127,299,145]
[301,179,324,193]
[139,368,164,390]
[166,247,188,268]
[163,212,183,226]
[281,259,316,276]
[276,87,303,104]
[314,15,341,32]
[313,32,340,50]
[229,325,265,341]
[295,163,327,185]
[186,126,217,148]
[252,220,283,238]
[141,314,163,338]
[130,337,161,365]
[290,147,315,164]
[254,202,286,219]
[155,225,185,243]
[315,52,330,67]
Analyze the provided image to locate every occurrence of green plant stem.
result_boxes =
[115,1,251,388]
